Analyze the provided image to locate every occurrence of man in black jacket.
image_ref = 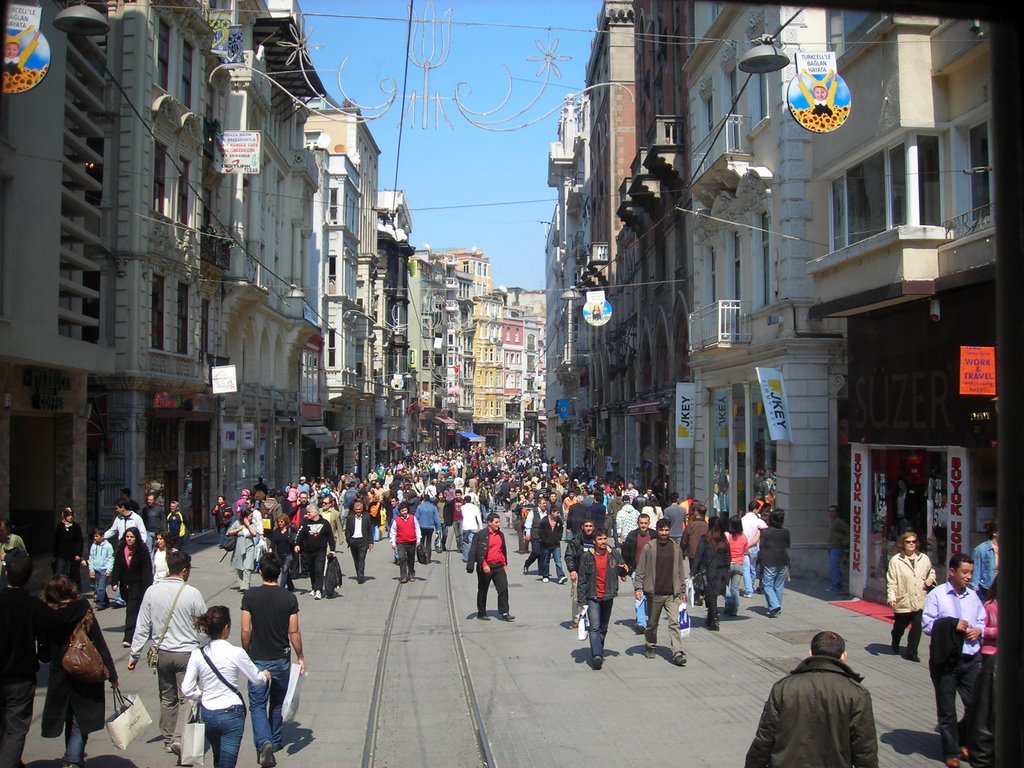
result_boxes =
[466,513,514,622]
[344,500,375,584]
[534,504,567,584]
[577,530,628,670]
[745,630,878,768]
[565,519,596,628]
[0,551,87,768]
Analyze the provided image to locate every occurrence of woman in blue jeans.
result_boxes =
[182,606,270,768]
[724,516,748,616]
[757,509,791,618]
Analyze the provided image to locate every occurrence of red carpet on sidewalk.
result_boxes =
[830,598,895,624]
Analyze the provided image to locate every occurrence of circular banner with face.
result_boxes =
[787,51,851,133]
[4,5,50,95]
[582,299,612,327]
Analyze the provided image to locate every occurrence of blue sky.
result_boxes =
[301,0,600,289]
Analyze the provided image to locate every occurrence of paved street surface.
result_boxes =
[23,532,950,768]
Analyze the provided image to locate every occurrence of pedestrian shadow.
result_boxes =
[570,647,621,664]
[880,728,943,760]
[864,641,899,657]
[26,757,139,768]
[283,723,315,755]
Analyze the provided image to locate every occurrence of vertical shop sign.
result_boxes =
[848,444,869,598]
[755,367,793,442]
[675,382,695,448]
[946,447,971,563]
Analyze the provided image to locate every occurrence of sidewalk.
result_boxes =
[21,538,948,768]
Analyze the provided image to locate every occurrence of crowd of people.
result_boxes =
[0,443,1002,768]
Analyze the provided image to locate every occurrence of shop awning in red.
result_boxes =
[436,416,456,426]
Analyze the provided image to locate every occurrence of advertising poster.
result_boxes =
[220,131,262,174]
[3,3,50,95]
[755,367,793,442]
[787,51,851,133]
[582,290,612,327]
[675,382,695,449]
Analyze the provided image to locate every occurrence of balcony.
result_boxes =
[200,231,232,271]
[690,115,753,206]
[616,177,645,230]
[444,299,459,313]
[688,300,752,351]
[443,276,458,290]
[289,149,318,189]
[628,154,661,213]
[644,115,686,184]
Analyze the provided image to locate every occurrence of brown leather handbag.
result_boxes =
[63,610,107,684]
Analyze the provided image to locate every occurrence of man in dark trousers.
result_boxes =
[467,513,514,622]
[0,551,88,768]
[746,630,878,768]
[565,518,597,628]
[923,553,986,768]
[242,555,305,768]
[344,499,375,584]
[389,500,421,584]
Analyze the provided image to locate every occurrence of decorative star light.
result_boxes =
[279,21,313,69]
[527,37,570,80]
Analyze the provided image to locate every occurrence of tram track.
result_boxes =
[360,547,496,768]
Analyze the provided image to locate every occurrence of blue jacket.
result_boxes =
[88,539,114,573]
[415,500,442,531]
[969,539,997,590]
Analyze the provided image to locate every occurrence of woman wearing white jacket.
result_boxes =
[886,530,936,662]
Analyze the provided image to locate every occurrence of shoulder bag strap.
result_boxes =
[199,647,245,704]
[154,581,188,650]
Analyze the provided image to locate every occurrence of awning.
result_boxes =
[301,425,336,449]
[436,416,456,426]
[457,431,486,442]
[626,398,664,416]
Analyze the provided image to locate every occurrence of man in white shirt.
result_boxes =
[127,550,207,756]
[105,502,148,548]
[460,492,484,563]
[741,500,768,596]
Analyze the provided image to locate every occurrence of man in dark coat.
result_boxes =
[0,552,88,768]
[745,630,878,768]
[466,513,514,622]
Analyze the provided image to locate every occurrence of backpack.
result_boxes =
[219,533,237,552]
[63,611,107,684]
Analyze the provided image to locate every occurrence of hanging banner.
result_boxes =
[675,382,695,449]
[222,422,238,450]
[209,11,231,56]
[556,399,570,419]
[958,345,996,395]
[849,444,869,597]
[755,367,793,442]
[946,447,970,565]
[220,131,261,174]
[241,423,255,450]
[787,51,851,133]
[582,290,612,327]
[211,364,237,394]
[3,3,50,95]
[713,389,729,449]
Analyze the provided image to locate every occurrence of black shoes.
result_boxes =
[592,656,603,670]
[499,614,515,622]
[671,652,688,667]
[904,653,921,662]
[522,565,529,575]
[767,608,781,618]
[644,647,656,659]
[477,613,491,620]
[891,639,900,654]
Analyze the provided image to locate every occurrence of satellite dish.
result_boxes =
[315,133,330,150]
[390,374,405,390]
[497,285,507,294]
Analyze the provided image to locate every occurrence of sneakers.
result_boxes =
[740,591,754,598]
[499,614,515,622]
[166,742,181,756]
[557,576,568,585]
[542,577,550,583]
[671,652,687,667]
[259,741,277,768]
[592,656,604,670]
[313,590,322,600]
[476,613,491,621]
[767,608,780,618]
[644,647,656,659]
[121,640,130,648]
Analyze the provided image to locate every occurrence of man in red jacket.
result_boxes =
[467,513,514,622]
[389,501,421,583]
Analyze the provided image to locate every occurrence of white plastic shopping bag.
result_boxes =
[179,703,206,766]
[282,663,306,721]
[678,602,692,638]
[576,605,590,641]
[105,689,153,750]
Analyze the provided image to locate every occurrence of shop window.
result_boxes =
[710,388,731,519]
[751,383,777,504]
[151,275,165,349]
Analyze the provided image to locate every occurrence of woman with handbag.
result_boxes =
[53,506,85,588]
[110,527,153,647]
[40,574,119,768]
[886,529,936,661]
[694,517,731,631]
[226,510,258,592]
[182,606,270,768]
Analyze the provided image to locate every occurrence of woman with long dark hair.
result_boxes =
[182,606,269,768]
[110,527,152,647]
[969,576,998,767]
[724,516,748,617]
[53,506,85,587]
[40,574,118,768]
[694,517,731,631]
[268,513,297,591]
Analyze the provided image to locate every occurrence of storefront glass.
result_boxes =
[732,383,747,512]
[750,383,777,506]
[711,388,730,522]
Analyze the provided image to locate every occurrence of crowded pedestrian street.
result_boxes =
[19,522,962,768]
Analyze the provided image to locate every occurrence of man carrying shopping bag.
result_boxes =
[634,519,689,667]
[241,554,305,768]
[577,529,629,670]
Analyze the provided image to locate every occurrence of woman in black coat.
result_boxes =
[53,506,85,588]
[694,516,731,631]
[109,526,152,646]
[41,574,118,768]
